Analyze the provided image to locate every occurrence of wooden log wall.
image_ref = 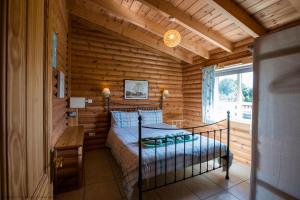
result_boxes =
[50,0,69,147]
[70,21,184,150]
[183,38,253,165]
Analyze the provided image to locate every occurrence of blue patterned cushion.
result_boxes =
[141,110,163,125]
[111,111,139,128]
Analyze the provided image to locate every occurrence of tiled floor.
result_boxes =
[55,149,251,200]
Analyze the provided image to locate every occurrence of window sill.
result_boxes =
[205,119,251,130]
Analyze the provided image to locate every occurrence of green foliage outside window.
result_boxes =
[218,78,237,101]
[218,78,253,102]
[242,83,253,102]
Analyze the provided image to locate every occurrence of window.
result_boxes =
[213,64,253,123]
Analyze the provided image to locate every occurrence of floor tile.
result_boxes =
[229,181,250,200]
[55,149,251,200]
[205,191,239,200]
[85,151,111,168]
[85,157,111,172]
[156,181,199,200]
[85,180,122,200]
[184,175,223,199]
[54,188,84,200]
[229,162,251,181]
[85,149,109,163]
[131,190,161,200]
[204,168,244,189]
[143,190,161,200]
[85,161,115,185]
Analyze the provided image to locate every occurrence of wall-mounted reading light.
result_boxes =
[102,88,111,98]
[102,88,110,113]
[160,89,170,109]
[162,89,170,99]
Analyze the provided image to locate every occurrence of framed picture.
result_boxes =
[57,71,65,98]
[124,80,148,99]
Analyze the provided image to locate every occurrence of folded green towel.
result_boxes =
[141,133,199,149]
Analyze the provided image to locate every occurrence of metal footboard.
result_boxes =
[138,111,231,200]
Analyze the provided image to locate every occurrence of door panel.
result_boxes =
[251,25,300,200]
[27,0,47,196]
[6,0,27,197]
[3,0,52,198]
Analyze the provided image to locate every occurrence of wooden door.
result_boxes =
[1,0,53,199]
[251,25,300,200]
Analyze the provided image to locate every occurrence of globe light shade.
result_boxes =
[102,88,110,98]
[163,29,181,48]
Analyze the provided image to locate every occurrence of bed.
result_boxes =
[105,102,232,199]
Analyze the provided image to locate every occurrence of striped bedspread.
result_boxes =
[105,123,232,199]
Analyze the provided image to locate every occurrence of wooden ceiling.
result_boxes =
[68,0,300,63]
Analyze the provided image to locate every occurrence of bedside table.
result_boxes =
[164,113,185,128]
[54,126,84,193]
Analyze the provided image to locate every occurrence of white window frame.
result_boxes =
[214,63,253,124]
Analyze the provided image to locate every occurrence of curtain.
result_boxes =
[202,65,216,123]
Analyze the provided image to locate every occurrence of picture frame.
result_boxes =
[124,80,148,99]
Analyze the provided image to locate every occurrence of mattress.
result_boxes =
[105,123,232,198]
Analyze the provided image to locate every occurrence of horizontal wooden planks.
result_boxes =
[182,38,253,165]
[70,21,184,149]
[51,0,69,147]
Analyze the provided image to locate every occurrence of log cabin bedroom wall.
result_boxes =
[70,19,184,150]
[60,0,300,166]
[2,0,300,199]
[50,0,70,146]
[69,17,253,164]
[182,38,254,165]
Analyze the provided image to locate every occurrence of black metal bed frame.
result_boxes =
[106,99,230,200]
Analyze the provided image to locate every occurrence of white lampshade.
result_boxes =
[102,88,110,98]
[162,89,170,99]
[70,97,86,108]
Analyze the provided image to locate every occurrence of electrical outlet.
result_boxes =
[88,132,95,137]
[87,99,93,103]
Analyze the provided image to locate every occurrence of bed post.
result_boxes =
[138,115,143,200]
[107,96,110,127]
[160,95,163,110]
[226,111,230,179]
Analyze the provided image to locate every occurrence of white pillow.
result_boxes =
[141,110,163,125]
[111,111,139,128]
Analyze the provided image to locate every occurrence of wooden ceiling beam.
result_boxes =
[87,0,209,59]
[288,0,300,14]
[211,0,267,38]
[137,0,233,52]
[68,3,194,64]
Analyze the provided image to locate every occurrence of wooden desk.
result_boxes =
[55,126,84,150]
[54,126,84,193]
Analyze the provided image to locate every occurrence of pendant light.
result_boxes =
[163,16,181,48]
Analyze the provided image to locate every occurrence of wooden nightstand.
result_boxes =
[164,113,185,128]
[54,126,84,193]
